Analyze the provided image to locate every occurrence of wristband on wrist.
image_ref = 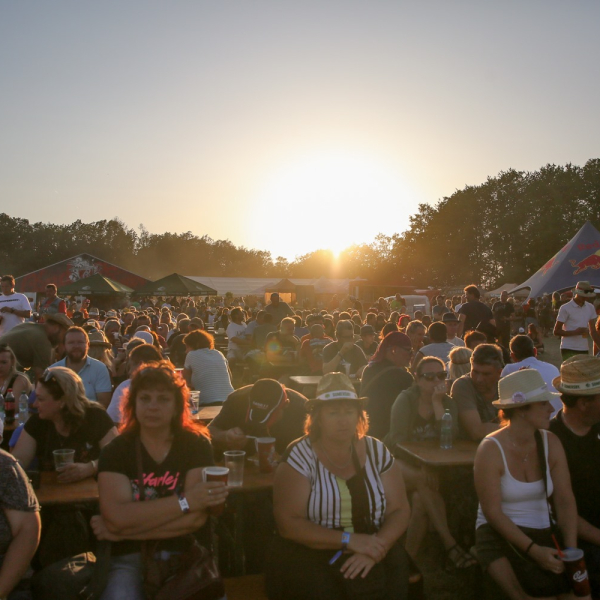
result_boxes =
[525,541,535,555]
[341,532,351,551]
[177,491,190,514]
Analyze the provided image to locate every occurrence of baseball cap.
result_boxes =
[442,313,459,323]
[247,379,286,424]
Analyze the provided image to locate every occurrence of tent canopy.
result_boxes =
[264,278,298,293]
[133,273,217,297]
[510,221,600,298]
[58,274,134,295]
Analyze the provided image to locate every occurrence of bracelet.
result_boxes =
[525,541,535,555]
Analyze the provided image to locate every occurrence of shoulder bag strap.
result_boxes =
[534,429,557,535]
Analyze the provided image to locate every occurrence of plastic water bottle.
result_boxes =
[0,393,5,422]
[440,409,453,450]
[18,392,29,425]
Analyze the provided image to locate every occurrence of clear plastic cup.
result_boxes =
[189,391,200,414]
[53,449,75,471]
[224,451,245,487]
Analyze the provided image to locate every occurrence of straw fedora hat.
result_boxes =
[492,369,558,408]
[307,372,368,408]
[552,355,600,396]
[45,313,73,329]
[88,330,112,348]
[574,281,596,299]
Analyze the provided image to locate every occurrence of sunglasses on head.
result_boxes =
[419,372,447,382]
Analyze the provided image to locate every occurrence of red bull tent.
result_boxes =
[510,221,600,298]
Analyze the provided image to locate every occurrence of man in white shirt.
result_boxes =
[0,275,32,336]
[554,281,600,361]
[226,307,249,362]
[501,334,561,415]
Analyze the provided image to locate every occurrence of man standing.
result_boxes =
[51,327,112,407]
[432,295,450,321]
[442,313,465,347]
[226,307,249,362]
[554,281,600,361]
[457,285,495,337]
[299,323,332,374]
[492,290,515,348]
[264,293,294,326]
[549,356,600,598]
[390,293,405,312]
[0,313,72,379]
[501,334,561,414]
[451,344,503,440]
[0,275,32,336]
[38,284,67,321]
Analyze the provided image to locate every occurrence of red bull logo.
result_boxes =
[540,254,558,275]
[570,250,600,275]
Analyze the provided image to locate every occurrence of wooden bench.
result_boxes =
[224,574,268,599]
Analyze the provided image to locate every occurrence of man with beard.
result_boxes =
[451,343,503,441]
[0,313,72,379]
[51,326,112,407]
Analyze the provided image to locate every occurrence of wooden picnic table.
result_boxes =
[36,471,99,506]
[394,439,480,468]
[195,404,223,422]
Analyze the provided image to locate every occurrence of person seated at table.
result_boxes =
[384,358,473,569]
[0,344,32,399]
[106,343,163,424]
[266,372,411,599]
[13,367,118,482]
[451,344,503,441]
[209,378,307,456]
[264,317,300,373]
[474,369,579,600]
[183,329,234,405]
[0,449,40,600]
[356,325,379,359]
[464,329,487,351]
[406,321,426,364]
[91,361,224,600]
[361,332,414,441]
[299,323,332,375]
[322,320,368,379]
[549,356,600,599]
[379,321,399,341]
[446,346,472,389]
[413,322,455,368]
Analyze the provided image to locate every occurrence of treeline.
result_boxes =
[2,159,599,286]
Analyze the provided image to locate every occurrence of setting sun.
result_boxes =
[249,150,417,259]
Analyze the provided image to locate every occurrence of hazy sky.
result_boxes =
[1,1,599,260]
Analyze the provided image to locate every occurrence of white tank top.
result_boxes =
[476,429,553,530]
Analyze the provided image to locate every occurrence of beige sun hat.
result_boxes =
[307,372,367,407]
[493,368,558,408]
[574,281,596,298]
[552,355,600,396]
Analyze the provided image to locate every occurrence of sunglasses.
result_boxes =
[42,368,64,394]
[419,372,447,382]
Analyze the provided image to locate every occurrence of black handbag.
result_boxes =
[135,437,225,600]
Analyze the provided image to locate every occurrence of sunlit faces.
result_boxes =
[64,331,89,362]
[520,401,554,429]
[0,351,14,378]
[0,281,13,295]
[471,363,502,394]
[417,361,446,394]
[34,382,64,421]
[318,402,360,443]
[135,387,177,430]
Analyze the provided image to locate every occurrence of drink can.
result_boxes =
[561,548,591,597]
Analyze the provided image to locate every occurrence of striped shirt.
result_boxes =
[283,436,394,531]
[184,348,234,404]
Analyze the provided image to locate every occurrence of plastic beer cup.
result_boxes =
[561,548,590,597]
[203,466,229,516]
[53,449,75,472]
[256,437,277,473]
[223,451,245,487]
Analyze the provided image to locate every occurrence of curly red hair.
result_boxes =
[120,360,209,438]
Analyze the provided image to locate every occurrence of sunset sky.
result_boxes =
[1,1,599,260]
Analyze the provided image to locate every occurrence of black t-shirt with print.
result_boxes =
[211,386,307,455]
[411,412,438,442]
[458,300,494,333]
[98,429,214,555]
[25,404,115,471]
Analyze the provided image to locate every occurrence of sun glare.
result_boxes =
[249,150,416,260]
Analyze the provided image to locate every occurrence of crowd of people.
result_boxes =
[0,271,599,599]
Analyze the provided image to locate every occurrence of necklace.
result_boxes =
[507,433,532,463]
[319,442,353,469]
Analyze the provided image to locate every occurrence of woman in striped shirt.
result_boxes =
[266,372,410,600]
